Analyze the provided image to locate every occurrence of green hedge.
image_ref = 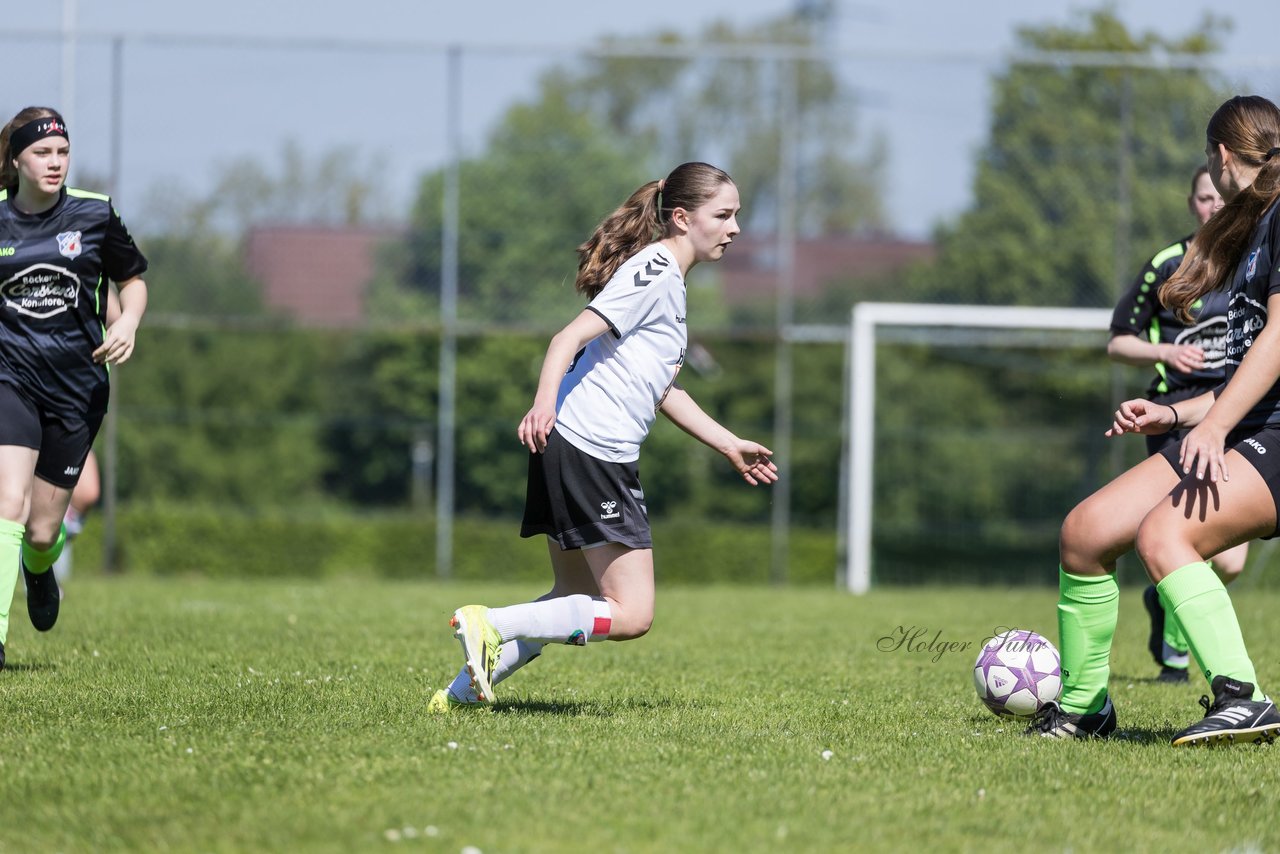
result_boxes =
[66,505,837,586]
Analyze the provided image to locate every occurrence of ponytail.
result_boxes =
[574,181,663,299]
[574,161,734,299]
[1162,96,1280,321]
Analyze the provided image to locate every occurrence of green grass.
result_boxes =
[2,576,1279,852]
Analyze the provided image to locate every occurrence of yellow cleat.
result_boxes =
[426,688,487,714]
[449,606,501,704]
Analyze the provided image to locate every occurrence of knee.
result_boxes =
[1134,517,1179,581]
[1059,505,1098,573]
[1214,555,1246,584]
[0,485,31,525]
[610,609,653,641]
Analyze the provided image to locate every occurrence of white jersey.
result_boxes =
[555,243,686,463]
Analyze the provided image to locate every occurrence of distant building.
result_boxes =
[244,225,399,326]
[244,226,934,324]
[719,235,935,305]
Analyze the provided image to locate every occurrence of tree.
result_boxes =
[907,9,1226,308]
[558,13,886,236]
[368,88,649,326]
[372,8,888,324]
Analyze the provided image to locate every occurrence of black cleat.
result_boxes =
[1142,584,1165,667]
[23,565,60,632]
[1026,696,1116,739]
[1157,666,1190,684]
[0,639,5,670]
[1171,676,1280,747]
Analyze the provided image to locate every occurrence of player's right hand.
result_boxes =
[1104,398,1175,438]
[517,404,557,453]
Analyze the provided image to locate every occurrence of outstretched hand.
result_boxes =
[1104,398,1176,439]
[726,441,778,486]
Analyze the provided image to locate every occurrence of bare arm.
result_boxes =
[1106,390,1216,438]
[517,309,612,453]
[659,385,778,486]
[93,276,147,366]
[1106,332,1205,372]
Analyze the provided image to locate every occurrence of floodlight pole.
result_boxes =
[102,35,124,573]
[435,45,461,579]
[770,57,799,585]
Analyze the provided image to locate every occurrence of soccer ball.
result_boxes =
[972,629,1062,718]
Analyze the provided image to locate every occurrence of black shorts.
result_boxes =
[520,429,652,551]
[0,381,102,489]
[1157,425,1280,539]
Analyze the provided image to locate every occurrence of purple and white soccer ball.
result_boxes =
[972,629,1062,718]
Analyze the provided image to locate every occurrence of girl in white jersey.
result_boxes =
[1031,96,1280,746]
[431,162,778,711]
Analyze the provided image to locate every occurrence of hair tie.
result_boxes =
[1267,146,1280,162]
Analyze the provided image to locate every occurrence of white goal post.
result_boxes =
[842,302,1113,594]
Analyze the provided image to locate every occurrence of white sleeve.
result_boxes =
[586,252,674,339]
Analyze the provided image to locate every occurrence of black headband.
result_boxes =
[9,117,69,157]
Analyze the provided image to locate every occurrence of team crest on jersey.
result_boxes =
[57,231,82,260]
[1245,248,1260,282]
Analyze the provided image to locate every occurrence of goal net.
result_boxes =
[841,302,1127,593]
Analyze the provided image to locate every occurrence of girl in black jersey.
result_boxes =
[1030,95,1280,746]
[430,163,777,711]
[0,107,149,669]
[1108,166,1248,683]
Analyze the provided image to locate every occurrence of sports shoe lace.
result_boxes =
[1197,694,1214,718]
[1028,703,1064,734]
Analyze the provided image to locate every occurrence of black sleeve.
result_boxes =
[101,203,148,283]
[1109,261,1159,338]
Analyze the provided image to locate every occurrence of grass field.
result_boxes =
[2,575,1278,852]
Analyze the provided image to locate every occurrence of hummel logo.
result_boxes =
[599,500,620,520]
[633,260,664,288]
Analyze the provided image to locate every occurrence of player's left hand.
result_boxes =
[726,441,778,486]
[93,315,140,365]
[1178,420,1230,483]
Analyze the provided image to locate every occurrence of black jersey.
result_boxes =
[1110,234,1229,397]
[1223,201,1280,430]
[0,186,148,419]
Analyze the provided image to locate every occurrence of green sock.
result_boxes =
[0,518,25,644]
[1158,562,1262,700]
[1057,567,1119,714]
[1162,609,1190,666]
[22,524,66,574]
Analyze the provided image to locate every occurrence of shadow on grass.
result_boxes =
[497,696,686,717]
[0,661,56,672]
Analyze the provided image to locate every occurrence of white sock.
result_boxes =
[1161,641,1190,669]
[487,595,612,646]
[447,639,544,703]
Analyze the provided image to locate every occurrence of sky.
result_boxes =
[8,1,1280,238]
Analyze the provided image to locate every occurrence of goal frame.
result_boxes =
[842,302,1113,594]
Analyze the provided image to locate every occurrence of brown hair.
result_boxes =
[1162,96,1280,320]
[574,161,734,299]
[1189,164,1210,197]
[0,106,65,196]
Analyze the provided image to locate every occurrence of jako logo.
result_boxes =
[1245,438,1267,455]
[599,500,620,520]
[0,247,13,256]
